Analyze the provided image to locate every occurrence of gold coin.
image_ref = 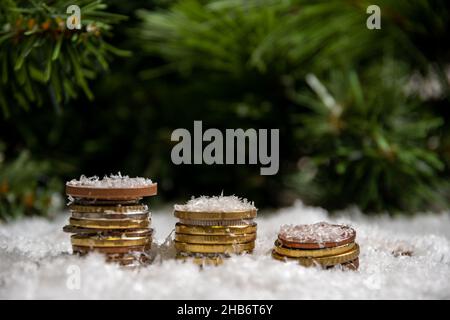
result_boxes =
[71,235,151,247]
[274,240,356,258]
[175,222,257,235]
[106,253,151,265]
[174,209,257,221]
[175,232,256,244]
[70,204,148,213]
[72,244,151,254]
[63,225,153,237]
[72,199,140,206]
[69,217,149,229]
[175,254,224,266]
[71,211,150,220]
[271,243,360,267]
[174,240,254,254]
[177,219,255,226]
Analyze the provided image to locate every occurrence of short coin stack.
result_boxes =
[63,174,157,267]
[272,222,360,270]
[173,195,257,266]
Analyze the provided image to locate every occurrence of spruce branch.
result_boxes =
[0,0,129,117]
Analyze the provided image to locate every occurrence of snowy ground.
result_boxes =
[0,201,449,299]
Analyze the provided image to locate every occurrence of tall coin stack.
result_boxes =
[272,222,360,270]
[63,174,157,267]
[173,195,257,266]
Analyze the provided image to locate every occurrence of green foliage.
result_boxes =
[0,143,62,220]
[0,0,129,117]
[1,0,450,218]
[136,0,450,212]
[291,65,445,212]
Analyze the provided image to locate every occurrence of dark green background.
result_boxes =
[1,0,450,219]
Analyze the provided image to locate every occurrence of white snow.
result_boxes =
[1,201,450,299]
[174,195,256,212]
[279,222,355,244]
[66,173,153,188]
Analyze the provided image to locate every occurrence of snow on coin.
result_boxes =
[278,222,356,249]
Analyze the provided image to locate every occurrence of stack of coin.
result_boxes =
[173,196,258,266]
[63,175,157,267]
[272,222,360,270]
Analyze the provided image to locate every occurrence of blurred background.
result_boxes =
[0,0,449,220]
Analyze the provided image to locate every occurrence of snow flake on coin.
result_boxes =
[66,173,153,188]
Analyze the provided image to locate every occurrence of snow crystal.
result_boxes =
[66,173,152,188]
[174,195,256,212]
[279,222,355,244]
[1,201,450,299]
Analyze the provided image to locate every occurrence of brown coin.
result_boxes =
[274,240,356,258]
[174,209,257,221]
[66,183,157,200]
[72,244,151,254]
[278,222,356,249]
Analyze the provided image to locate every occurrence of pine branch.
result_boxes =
[0,0,130,117]
[291,63,446,212]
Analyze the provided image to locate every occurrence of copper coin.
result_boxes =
[174,209,257,221]
[278,222,356,249]
[72,244,151,254]
[66,183,157,200]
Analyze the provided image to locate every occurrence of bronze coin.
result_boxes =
[66,183,157,200]
[174,209,257,221]
[278,222,356,249]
